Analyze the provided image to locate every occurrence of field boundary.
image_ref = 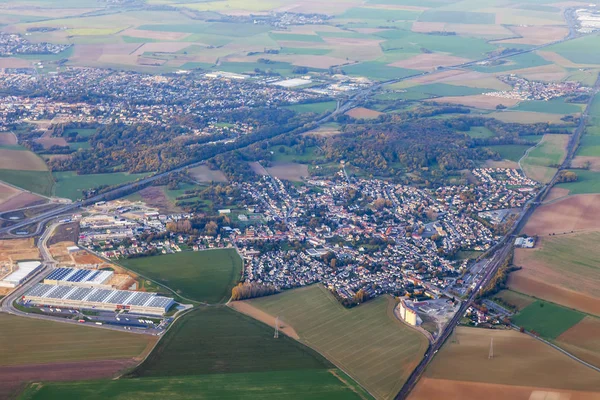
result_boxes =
[227,290,378,400]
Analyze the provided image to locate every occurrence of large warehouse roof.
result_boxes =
[1,261,41,285]
[25,283,174,310]
[45,267,113,285]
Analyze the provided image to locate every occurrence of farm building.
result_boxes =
[0,261,42,288]
[515,236,536,248]
[44,267,113,288]
[23,284,174,315]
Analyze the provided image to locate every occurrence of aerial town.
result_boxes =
[70,168,537,304]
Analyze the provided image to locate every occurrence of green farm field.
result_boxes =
[520,134,568,183]
[0,313,153,366]
[466,126,494,139]
[120,249,242,304]
[20,370,367,400]
[511,300,585,339]
[513,98,583,115]
[247,285,429,400]
[556,170,600,194]
[53,171,150,200]
[284,101,337,114]
[131,306,337,378]
[0,170,54,197]
[513,232,600,308]
[486,144,530,162]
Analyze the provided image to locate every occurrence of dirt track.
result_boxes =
[228,301,300,340]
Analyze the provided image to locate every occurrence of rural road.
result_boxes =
[395,72,600,400]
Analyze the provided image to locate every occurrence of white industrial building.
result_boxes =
[23,284,175,315]
[0,261,42,288]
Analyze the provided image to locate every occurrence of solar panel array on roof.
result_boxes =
[46,286,75,299]
[86,289,114,302]
[147,297,173,308]
[44,267,113,285]
[107,291,131,305]
[46,268,72,281]
[69,287,95,301]
[128,292,154,306]
[26,284,55,297]
[23,284,174,314]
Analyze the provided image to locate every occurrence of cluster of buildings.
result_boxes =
[0,67,328,134]
[60,166,537,306]
[0,32,70,56]
[485,75,590,102]
[228,168,538,300]
[575,6,600,33]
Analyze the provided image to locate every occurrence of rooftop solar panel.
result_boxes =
[86,289,113,302]
[66,287,94,301]
[46,285,76,299]
[128,292,155,306]
[108,291,134,305]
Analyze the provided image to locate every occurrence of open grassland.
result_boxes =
[493,289,534,311]
[418,327,600,395]
[0,313,154,366]
[120,249,242,304]
[556,316,600,369]
[53,171,150,200]
[247,285,428,400]
[521,134,568,184]
[547,35,600,65]
[486,144,530,162]
[131,306,335,378]
[285,101,337,114]
[556,170,600,195]
[511,300,585,339]
[511,232,600,316]
[513,98,583,115]
[0,170,53,197]
[20,369,367,400]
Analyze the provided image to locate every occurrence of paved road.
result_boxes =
[395,72,600,400]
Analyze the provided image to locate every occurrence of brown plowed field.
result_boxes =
[510,232,600,316]
[556,316,600,368]
[509,269,600,316]
[410,378,600,400]
[0,359,137,400]
[0,192,46,213]
[422,327,600,392]
[543,187,570,203]
[265,162,309,181]
[345,107,383,119]
[522,194,600,235]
